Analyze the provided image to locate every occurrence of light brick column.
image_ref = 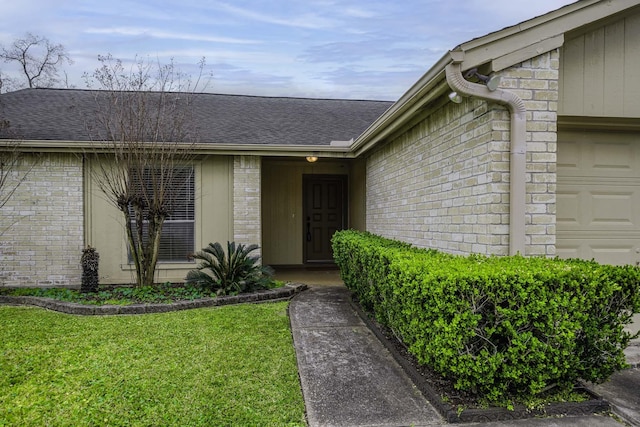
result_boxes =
[0,153,84,287]
[500,50,559,256]
[233,156,262,254]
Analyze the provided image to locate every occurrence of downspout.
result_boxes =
[445,61,526,256]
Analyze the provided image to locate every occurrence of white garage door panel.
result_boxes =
[558,134,640,178]
[557,131,640,266]
[556,239,638,265]
[557,185,640,229]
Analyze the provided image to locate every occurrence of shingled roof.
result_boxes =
[0,88,393,146]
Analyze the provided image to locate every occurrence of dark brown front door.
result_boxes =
[303,175,347,263]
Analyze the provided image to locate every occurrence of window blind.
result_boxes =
[128,167,195,263]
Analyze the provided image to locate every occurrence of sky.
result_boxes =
[0,0,578,101]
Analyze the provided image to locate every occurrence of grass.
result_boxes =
[0,302,306,426]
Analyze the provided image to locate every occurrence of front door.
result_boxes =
[303,175,347,263]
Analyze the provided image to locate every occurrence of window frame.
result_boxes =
[126,165,196,264]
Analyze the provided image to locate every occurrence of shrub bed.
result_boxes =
[332,230,640,406]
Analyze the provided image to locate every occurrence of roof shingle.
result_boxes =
[0,88,393,146]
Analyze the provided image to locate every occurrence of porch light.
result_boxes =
[306,156,318,163]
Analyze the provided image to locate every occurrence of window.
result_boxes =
[128,167,195,263]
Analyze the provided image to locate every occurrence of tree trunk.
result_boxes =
[142,217,163,287]
[123,206,165,287]
[124,214,144,287]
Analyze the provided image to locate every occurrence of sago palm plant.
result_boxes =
[185,241,274,295]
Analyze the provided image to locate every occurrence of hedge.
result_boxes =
[332,230,640,404]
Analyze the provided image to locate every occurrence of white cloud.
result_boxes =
[213,1,338,30]
[342,7,378,19]
[84,27,261,45]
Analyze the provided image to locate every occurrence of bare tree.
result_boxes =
[0,120,36,234]
[83,54,205,287]
[0,120,22,209]
[0,33,72,91]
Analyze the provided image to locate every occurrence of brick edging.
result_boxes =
[0,283,308,315]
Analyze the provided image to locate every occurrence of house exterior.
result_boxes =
[1,0,640,287]
[0,91,391,286]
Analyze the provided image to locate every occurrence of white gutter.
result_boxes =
[445,60,527,256]
[2,140,354,158]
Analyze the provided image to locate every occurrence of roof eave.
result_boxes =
[3,139,355,159]
[350,52,453,157]
[457,0,640,72]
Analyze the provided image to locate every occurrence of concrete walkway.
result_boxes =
[289,284,640,427]
[290,286,442,426]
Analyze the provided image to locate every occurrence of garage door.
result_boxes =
[557,131,640,266]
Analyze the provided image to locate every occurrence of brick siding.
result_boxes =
[366,51,559,257]
[0,153,84,286]
[233,156,262,253]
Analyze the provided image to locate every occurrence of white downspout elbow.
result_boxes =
[445,62,526,256]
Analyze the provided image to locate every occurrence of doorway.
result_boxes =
[303,174,348,263]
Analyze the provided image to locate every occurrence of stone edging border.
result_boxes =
[0,283,308,315]
[348,297,612,424]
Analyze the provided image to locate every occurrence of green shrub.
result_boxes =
[186,241,274,296]
[331,230,414,313]
[332,230,640,406]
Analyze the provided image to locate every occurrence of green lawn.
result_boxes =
[0,302,306,426]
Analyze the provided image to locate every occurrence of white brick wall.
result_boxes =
[366,51,559,257]
[0,153,84,286]
[233,156,261,252]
